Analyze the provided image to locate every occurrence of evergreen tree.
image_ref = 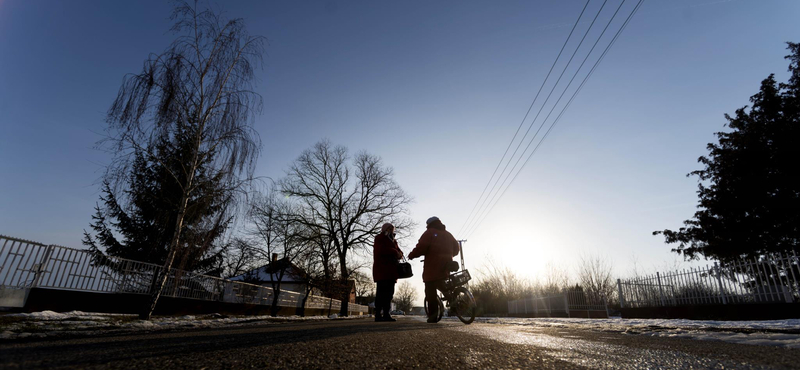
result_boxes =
[94,1,264,319]
[654,42,800,262]
[83,136,227,274]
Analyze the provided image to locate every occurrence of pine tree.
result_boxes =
[654,42,800,262]
[83,137,227,274]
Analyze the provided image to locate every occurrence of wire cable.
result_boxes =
[464,0,626,237]
[464,0,645,239]
[462,0,608,236]
[456,0,592,236]
[460,0,610,237]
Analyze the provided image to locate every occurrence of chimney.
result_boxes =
[272,253,278,262]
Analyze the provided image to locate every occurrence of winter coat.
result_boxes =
[408,222,460,282]
[372,233,404,282]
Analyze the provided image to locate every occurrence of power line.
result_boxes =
[465,0,644,239]
[464,0,645,239]
[466,0,608,237]
[456,0,592,236]
[462,0,608,237]
[464,0,627,237]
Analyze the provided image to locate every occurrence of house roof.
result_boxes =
[229,259,307,283]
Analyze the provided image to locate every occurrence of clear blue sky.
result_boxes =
[1,0,799,290]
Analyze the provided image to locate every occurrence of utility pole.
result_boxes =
[457,240,467,270]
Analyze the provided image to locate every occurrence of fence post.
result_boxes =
[656,272,666,307]
[31,245,54,288]
[563,289,570,318]
[714,262,727,305]
[617,279,625,308]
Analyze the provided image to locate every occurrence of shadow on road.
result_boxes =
[1,318,438,368]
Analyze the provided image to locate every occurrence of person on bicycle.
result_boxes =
[372,222,404,322]
[407,216,459,323]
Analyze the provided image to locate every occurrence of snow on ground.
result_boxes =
[467,317,800,348]
[0,311,366,340]
[4,311,799,349]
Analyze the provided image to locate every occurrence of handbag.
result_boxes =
[397,256,413,279]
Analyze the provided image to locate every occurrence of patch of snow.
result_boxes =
[471,317,800,348]
[0,311,368,340]
[6,310,133,321]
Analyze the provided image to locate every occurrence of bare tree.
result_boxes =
[471,258,536,315]
[280,140,413,316]
[221,237,260,278]
[541,261,571,295]
[292,240,326,317]
[393,281,418,313]
[250,190,309,316]
[576,253,615,302]
[351,268,376,305]
[102,1,265,319]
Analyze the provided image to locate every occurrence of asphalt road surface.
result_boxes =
[2,317,799,369]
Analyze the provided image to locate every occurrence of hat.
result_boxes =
[425,216,440,225]
[380,223,394,233]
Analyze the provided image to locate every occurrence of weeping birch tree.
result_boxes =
[101,1,265,319]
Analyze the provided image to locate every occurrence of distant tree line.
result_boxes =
[470,255,616,316]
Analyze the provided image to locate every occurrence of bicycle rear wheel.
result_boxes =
[452,287,476,324]
[423,295,444,322]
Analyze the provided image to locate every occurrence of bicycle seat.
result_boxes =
[446,261,459,272]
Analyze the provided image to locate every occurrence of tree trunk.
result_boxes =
[339,279,349,317]
[297,287,311,317]
[140,192,190,320]
[270,283,281,317]
[338,256,349,317]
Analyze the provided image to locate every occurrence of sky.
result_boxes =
[1,0,799,301]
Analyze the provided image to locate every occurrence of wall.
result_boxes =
[19,288,364,317]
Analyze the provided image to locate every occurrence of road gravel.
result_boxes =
[1,316,798,369]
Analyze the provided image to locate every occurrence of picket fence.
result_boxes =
[0,235,367,314]
[618,251,799,308]
[508,289,608,318]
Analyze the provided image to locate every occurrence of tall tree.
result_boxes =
[83,139,228,275]
[655,43,800,262]
[351,268,376,305]
[250,190,307,316]
[292,238,328,317]
[99,1,265,319]
[280,140,413,316]
[392,281,418,313]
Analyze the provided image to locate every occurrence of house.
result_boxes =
[230,254,357,303]
[230,254,315,295]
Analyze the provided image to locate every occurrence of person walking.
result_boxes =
[372,222,403,322]
[407,216,460,323]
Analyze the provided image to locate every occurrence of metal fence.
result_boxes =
[618,251,800,308]
[508,290,608,318]
[0,235,367,314]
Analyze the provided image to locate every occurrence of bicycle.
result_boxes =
[423,241,477,324]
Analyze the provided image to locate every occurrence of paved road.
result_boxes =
[2,317,798,369]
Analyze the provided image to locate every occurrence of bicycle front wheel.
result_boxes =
[452,287,476,324]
